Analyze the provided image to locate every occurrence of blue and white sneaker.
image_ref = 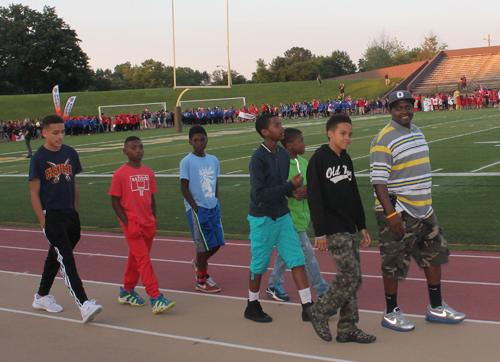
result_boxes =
[265,285,290,302]
[425,301,466,323]
[119,287,146,307]
[150,295,176,314]
[382,307,415,332]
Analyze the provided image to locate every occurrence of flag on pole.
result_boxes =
[52,85,62,115]
[63,96,77,120]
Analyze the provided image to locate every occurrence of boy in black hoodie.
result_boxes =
[245,114,312,323]
[305,115,376,343]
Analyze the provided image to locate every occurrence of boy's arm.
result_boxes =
[250,155,297,202]
[30,179,45,228]
[111,195,129,228]
[215,180,219,199]
[180,179,198,213]
[151,194,156,219]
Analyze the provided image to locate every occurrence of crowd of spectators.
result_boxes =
[415,87,499,111]
[2,87,498,142]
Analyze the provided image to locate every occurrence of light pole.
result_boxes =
[483,34,491,47]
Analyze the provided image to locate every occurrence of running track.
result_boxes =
[1,226,499,322]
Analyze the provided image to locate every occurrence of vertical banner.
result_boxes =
[63,96,77,120]
[52,85,62,115]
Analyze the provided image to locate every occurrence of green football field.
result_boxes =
[1,108,499,250]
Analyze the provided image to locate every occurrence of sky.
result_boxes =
[13,0,500,81]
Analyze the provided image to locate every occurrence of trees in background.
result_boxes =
[0,4,92,95]
[211,69,247,86]
[0,3,450,94]
[251,47,356,83]
[358,31,448,72]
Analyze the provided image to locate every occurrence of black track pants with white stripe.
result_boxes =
[38,210,88,307]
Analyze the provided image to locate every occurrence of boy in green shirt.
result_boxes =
[265,128,330,311]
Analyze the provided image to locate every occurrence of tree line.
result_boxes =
[0,4,448,95]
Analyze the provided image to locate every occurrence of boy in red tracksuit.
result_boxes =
[109,136,176,314]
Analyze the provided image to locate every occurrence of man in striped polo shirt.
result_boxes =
[370,90,465,332]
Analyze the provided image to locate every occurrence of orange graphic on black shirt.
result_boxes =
[45,159,73,184]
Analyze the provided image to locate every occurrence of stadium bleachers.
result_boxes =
[411,52,500,94]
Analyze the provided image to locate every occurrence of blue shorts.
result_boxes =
[247,214,305,275]
[187,203,225,252]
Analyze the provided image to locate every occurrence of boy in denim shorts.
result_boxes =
[370,90,465,332]
[180,126,225,293]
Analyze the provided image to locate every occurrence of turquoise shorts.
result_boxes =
[247,214,305,275]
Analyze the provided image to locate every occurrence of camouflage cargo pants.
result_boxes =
[376,211,449,280]
[312,232,361,334]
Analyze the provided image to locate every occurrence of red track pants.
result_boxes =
[121,220,161,298]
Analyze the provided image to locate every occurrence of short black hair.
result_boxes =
[124,136,141,147]
[41,114,64,129]
[281,128,302,148]
[189,125,207,140]
[255,113,277,138]
[326,114,352,135]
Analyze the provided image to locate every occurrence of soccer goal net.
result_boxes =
[98,102,167,118]
[179,97,246,111]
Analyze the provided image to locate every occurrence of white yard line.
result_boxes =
[471,160,500,173]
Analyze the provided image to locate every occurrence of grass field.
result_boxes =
[0,78,402,121]
[1,107,499,250]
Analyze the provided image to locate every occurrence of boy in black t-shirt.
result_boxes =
[29,114,102,323]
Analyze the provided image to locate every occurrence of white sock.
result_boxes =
[249,290,259,302]
[298,288,312,304]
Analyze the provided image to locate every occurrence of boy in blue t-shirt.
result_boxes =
[29,114,102,323]
[180,126,225,293]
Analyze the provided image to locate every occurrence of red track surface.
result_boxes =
[2,226,499,322]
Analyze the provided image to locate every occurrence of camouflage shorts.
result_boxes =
[376,211,449,280]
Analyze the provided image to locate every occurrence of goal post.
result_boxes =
[98,102,167,118]
[179,97,245,111]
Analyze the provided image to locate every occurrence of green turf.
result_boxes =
[0,78,401,121]
[1,107,499,250]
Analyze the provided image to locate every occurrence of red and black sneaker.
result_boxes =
[196,275,221,293]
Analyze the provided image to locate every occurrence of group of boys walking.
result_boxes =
[29,91,465,345]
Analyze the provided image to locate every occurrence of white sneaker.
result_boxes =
[80,300,103,323]
[382,307,415,332]
[32,294,63,313]
[425,301,466,323]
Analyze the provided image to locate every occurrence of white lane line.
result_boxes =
[432,168,443,172]
[4,172,500,178]
[471,160,500,173]
[2,245,500,286]
[2,271,500,326]
[2,228,500,258]
[0,307,358,362]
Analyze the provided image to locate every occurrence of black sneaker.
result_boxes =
[302,302,337,321]
[244,300,272,323]
[336,328,376,344]
[304,303,332,342]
